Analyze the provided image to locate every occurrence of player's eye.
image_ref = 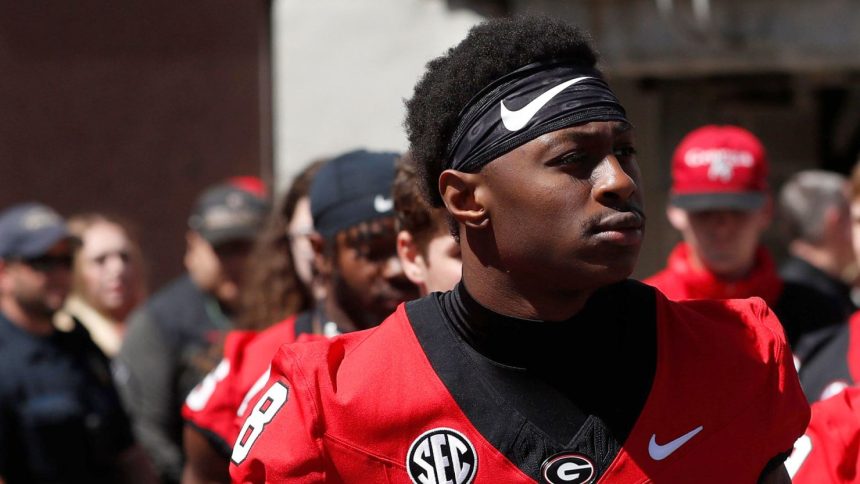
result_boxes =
[549,151,589,167]
[613,145,637,159]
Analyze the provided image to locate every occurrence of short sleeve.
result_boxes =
[752,298,812,455]
[229,345,326,483]
[788,387,860,483]
[183,331,258,455]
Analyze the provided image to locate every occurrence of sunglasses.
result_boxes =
[17,254,74,272]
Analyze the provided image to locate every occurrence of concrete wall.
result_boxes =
[519,0,860,76]
[271,0,483,190]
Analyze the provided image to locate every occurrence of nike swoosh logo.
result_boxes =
[500,76,592,131]
[648,425,703,461]
[374,194,393,213]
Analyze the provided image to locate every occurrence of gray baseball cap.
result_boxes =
[0,202,71,259]
[188,182,269,246]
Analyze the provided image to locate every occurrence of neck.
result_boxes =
[0,297,55,336]
[685,244,754,281]
[461,261,596,322]
[321,293,359,333]
[789,240,846,280]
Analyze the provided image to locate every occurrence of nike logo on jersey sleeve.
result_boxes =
[648,425,704,461]
[499,76,592,132]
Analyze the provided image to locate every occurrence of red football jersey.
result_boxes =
[182,315,320,453]
[787,386,860,483]
[230,290,809,483]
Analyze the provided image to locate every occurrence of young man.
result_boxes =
[180,150,419,483]
[0,203,151,483]
[115,179,268,483]
[231,17,808,483]
[645,125,843,352]
[393,151,462,296]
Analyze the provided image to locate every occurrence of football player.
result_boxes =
[231,16,809,483]
[180,150,417,483]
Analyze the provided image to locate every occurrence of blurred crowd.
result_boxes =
[2,20,860,484]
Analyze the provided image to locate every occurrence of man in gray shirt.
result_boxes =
[115,179,267,483]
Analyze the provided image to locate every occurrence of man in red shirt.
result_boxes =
[645,125,842,352]
[180,150,418,483]
[231,16,808,483]
[181,150,464,483]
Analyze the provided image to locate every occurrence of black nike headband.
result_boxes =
[445,61,629,173]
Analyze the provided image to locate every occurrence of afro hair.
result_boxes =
[404,15,599,208]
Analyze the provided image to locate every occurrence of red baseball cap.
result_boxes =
[670,125,769,212]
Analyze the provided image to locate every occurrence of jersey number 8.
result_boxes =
[231,381,289,464]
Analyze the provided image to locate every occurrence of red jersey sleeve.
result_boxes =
[747,297,812,456]
[229,342,328,483]
[182,330,259,453]
[788,386,860,483]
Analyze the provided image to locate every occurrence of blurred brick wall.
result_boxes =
[0,0,272,289]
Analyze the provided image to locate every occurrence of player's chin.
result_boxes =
[586,246,640,279]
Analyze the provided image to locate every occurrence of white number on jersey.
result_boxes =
[185,358,230,411]
[785,434,812,478]
[237,366,272,417]
[231,381,289,464]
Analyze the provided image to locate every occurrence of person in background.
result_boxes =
[786,159,860,482]
[795,161,860,402]
[181,160,323,484]
[305,149,419,334]
[393,151,462,296]
[115,178,268,484]
[55,213,147,358]
[0,203,154,484]
[233,160,325,333]
[182,151,417,483]
[645,125,843,355]
[231,17,807,482]
[778,170,857,320]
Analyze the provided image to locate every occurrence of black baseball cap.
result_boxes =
[0,202,72,259]
[188,181,269,246]
[310,149,398,239]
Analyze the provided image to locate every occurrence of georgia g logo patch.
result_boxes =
[407,427,477,484]
[540,452,596,484]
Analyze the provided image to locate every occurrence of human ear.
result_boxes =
[666,205,689,232]
[396,230,428,287]
[439,169,489,230]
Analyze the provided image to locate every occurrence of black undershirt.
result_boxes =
[440,280,657,446]
[407,279,658,480]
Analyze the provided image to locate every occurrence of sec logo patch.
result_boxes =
[541,452,596,484]
[407,427,477,484]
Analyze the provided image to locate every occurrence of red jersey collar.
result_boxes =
[666,242,783,304]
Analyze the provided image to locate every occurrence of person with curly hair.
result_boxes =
[231,16,808,483]
[182,150,417,483]
[393,151,462,296]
